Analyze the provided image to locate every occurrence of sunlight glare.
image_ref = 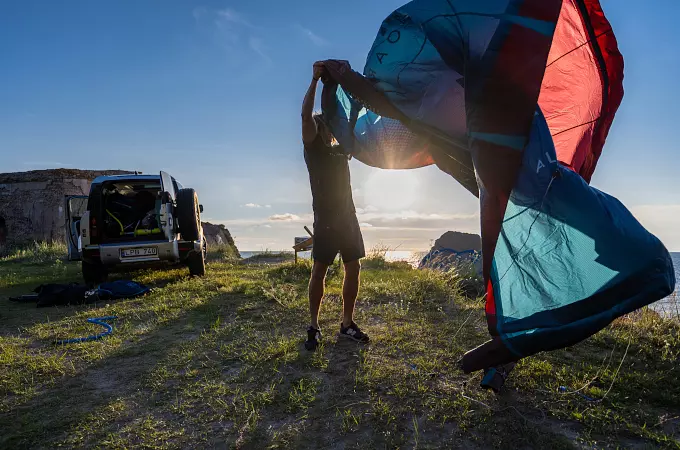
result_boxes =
[362,169,420,211]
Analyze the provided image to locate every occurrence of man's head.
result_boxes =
[313,113,338,147]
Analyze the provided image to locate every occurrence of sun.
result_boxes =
[362,169,420,211]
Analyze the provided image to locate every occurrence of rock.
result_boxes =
[431,231,481,253]
[0,169,240,258]
[202,221,240,257]
[419,231,483,281]
[0,168,132,245]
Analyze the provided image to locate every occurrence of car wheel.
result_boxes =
[187,247,206,277]
[176,188,201,241]
[82,261,108,285]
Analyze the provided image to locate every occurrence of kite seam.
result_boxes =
[546,28,613,68]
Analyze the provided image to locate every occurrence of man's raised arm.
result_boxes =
[301,62,326,145]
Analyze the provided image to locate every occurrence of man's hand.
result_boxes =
[313,61,326,81]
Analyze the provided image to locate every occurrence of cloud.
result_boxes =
[294,24,329,46]
[244,203,262,208]
[217,8,256,28]
[248,36,270,63]
[218,210,477,232]
[192,6,207,22]
[359,210,478,224]
[269,213,301,222]
[194,7,269,62]
[265,205,272,208]
[219,208,478,252]
[355,205,378,215]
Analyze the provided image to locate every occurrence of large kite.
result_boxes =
[319,0,676,371]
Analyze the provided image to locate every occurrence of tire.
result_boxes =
[176,188,201,241]
[82,260,108,285]
[187,241,206,277]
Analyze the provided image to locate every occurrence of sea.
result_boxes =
[240,251,680,318]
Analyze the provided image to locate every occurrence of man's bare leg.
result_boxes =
[309,261,329,330]
[341,260,361,328]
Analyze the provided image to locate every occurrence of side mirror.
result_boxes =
[199,204,204,213]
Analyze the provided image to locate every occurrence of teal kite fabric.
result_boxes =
[319,0,676,362]
[489,108,675,356]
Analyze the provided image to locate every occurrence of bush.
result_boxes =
[207,243,240,261]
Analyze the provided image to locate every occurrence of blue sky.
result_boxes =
[1,0,678,251]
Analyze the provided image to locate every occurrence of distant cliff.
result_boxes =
[202,222,240,258]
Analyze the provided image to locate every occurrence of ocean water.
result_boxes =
[239,251,679,317]
[657,252,680,317]
[239,250,424,265]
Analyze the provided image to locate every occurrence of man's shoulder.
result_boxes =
[303,132,324,148]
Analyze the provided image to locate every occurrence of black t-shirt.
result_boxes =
[304,134,356,223]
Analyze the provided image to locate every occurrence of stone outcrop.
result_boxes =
[201,222,240,257]
[0,169,132,245]
[419,231,484,297]
[429,231,482,254]
[0,169,132,185]
[0,169,240,258]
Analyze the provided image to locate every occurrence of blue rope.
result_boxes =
[558,385,597,402]
[55,316,118,345]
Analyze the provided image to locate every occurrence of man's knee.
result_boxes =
[344,260,361,276]
[311,262,329,281]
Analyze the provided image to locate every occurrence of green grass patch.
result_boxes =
[0,249,678,448]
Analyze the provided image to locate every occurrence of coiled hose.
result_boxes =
[55,316,118,345]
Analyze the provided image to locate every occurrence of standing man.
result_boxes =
[302,61,369,351]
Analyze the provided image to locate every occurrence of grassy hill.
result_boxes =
[1,244,678,449]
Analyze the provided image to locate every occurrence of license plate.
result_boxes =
[121,247,158,258]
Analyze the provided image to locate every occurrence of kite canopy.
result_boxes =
[320,0,676,367]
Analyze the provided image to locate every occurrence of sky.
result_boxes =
[1,0,678,252]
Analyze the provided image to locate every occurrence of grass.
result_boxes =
[1,241,69,264]
[209,243,241,261]
[0,243,678,449]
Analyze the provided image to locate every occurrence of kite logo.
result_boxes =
[377,52,387,64]
[536,152,558,174]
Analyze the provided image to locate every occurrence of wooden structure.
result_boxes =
[292,226,314,263]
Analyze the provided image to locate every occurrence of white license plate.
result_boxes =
[121,247,158,258]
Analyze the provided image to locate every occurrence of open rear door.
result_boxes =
[159,171,177,240]
[65,195,88,261]
[160,171,176,201]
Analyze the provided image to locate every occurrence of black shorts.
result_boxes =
[312,215,365,265]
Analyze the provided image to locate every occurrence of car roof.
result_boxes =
[92,173,161,184]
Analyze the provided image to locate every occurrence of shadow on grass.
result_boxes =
[2,256,677,448]
[0,277,246,448]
